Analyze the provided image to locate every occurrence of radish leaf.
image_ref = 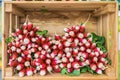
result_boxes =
[68,70,80,76]
[61,68,68,75]
[5,37,13,43]
[80,67,88,73]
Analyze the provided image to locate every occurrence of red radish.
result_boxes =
[29,31,35,37]
[74,26,80,32]
[9,60,18,67]
[58,51,63,57]
[78,52,82,57]
[67,68,73,73]
[88,37,92,43]
[7,49,12,53]
[66,52,71,58]
[58,43,63,50]
[40,54,46,60]
[18,69,26,77]
[67,63,71,68]
[11,32,17,37]
[23,37,30,44]
[16,64,24,71]
[26,54,32,61]
[31,38,36,42]
[85,42,91,48]
[67,38,74,42]
[64,28,70,33]
[50,53,56,58]
[55,41,60,45]
[52,45,57,49]
[18,35,23,39]
[23,29,28,34]
[64,41,71,47]
[89,52,95,58]
[96,68,102,74]
[11,46,16,51]
[69,57,74,62]
[17,57,25,63]
[23,50,31,55]
[46,53,51,58]
[53,64,59,69]
[59,63,67,68]
[15,41,21,47]
[32,67,37,74]
[24,61,30,67]
[86,49,91,53]
[101,53,107,58]
[47,65,53,73]
[92,57,98,63]
[74,38,79,44]
[36,38,41,44]
[75,56,80,61]
[11,53,18,60]
[71,43,77,48]
[80,46,85,52]
[35,59,43,64]
[55,56,60,60]
[52,59,61,65]
[79,56,85,61]
[73,49,78,56]
[94,48,100,52]
[43,44,49,50]
[31,47,37,53]
[40,69,47,76]
[27,22,33,31]
[16,28,22,34]
[64,47,70,53]
[79,25,85,33]
[77,33,84,39]
[40,63,47,69]
[38,47,42,51]
[54,68,61,73]
[94,51,100,57]
[69,31,75,37]
[99,51,103,55]
[45,59,51,64]
[97,62,105,70]
[79,62,86,67]
[26,67,33,76]
[81,52,88,59]
[72,62,80,69]
[72,25,76,30]
[90,63,97,71]
[55,34,61,40]
[78,42,83,46]
[21,45,26,50]
[84,32,90,38]
[23,22,27,29]
[85,59,91,65]
[61,57,69,63]
[33,26,39,32]
[90,43,96,49]
[16,48,21,53]
[34,52,40,58]
[36,66,41,71]
[99,57,107,65]
[62,36,67,41]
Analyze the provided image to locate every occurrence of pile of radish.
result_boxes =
[6,20,111,77]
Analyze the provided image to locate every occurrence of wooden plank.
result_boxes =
[9,13,12,35]
[97,16,102,35]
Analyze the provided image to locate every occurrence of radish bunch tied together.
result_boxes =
[6,22,110,77]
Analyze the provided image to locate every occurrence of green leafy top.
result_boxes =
[36,30,48,37]
[5,37,13,43]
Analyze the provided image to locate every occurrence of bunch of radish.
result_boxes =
[6,18,110,77]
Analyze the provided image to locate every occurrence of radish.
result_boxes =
[64,47,70,53]
[16,64,24,71]
[40,63,47,69]
[46,53,51,58]
[31,48,37,53]
[23,50,31,55]
[40,54,46,60]
[69,57,74,62]
[79,25,85,33]
[67,68,73,73]
[40,69,47,76]
[75,56,80,61]
[55,56,61,60]
[64,41,71,47]
[72,62,80,69]
[58,51,63,57]
[80,46,85,52]
[31,38,36,42]
[59,63,67,68]
[85,42,91,48]
[74,26,80,32]
[17,57,25,63]
[92,57,98,63]
[23,29,28,34]
[11,53,18,60]
[52,59,61,65]
[45,59,51,64]
[23,37,30,44]
[16,48,21,53]
[101,53,107,58]
[47,65,53,73]
[96,68,102,74]
[66,52,71,58]
[30,31,35,37]
[38,47,42,51]
[78,42,84,46]
[24,61,30,67]
[90,63,97,71]
[52,45,57,49]
[33,26,39,32]
[85,59,91,65]
[26,67,33,76]
[15,41,21,47]
[69,31,75,37]
[71,43,77,48]
[32,67,37,74]
[34,52,40,58]
[36,66,41,71]
[9,60,18,67]
[67,38,74,42]
[18,69,25,77]
[73,49,78,56]
[7,49,12,53]
[67,63,71,68]
[89,52,95,58]
[84,32,90,38]
[43,44,49,50]
[77,33,84,39]
[58,43,63,50]
[27,22,33,31]
[64,28,70,33]
[86,49,91,53]
[97,62,105,70]
[90,43,96,49]
[74,38,79,44]
[11,46,16,51]
[94,51,100,57]
[99,57,106,65]
[16,28,22,34]
[21,45,26,50]
[55,34,61,40]
[61,57,69,63]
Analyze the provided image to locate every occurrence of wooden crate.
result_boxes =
[2,1,118,80]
